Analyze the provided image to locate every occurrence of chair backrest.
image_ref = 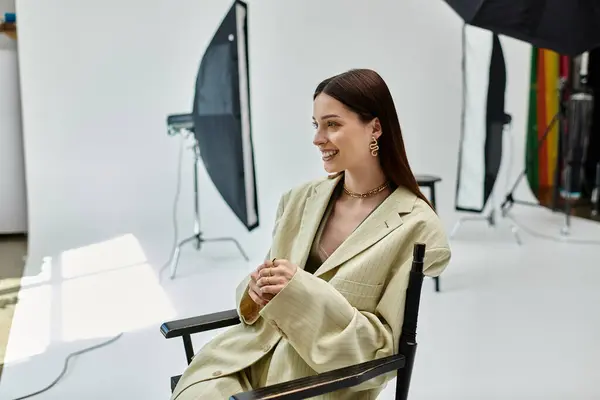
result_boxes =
[395,242,426,400]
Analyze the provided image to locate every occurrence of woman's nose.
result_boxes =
[313,131,326,146]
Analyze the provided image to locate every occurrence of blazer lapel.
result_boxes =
[314,186,416,278]
[290,175,342,269]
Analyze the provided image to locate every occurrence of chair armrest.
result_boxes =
[160,309,240,339]
[230,354,405,400]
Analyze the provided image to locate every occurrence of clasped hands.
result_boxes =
[248,258,298,307]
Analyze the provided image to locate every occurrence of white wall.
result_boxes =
[16,0,534,265]
[0,1,27,234]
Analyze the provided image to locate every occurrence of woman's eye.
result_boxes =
[312,121,339,129]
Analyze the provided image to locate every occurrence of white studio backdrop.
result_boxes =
[0,37,27,234]
[16,0,535,270]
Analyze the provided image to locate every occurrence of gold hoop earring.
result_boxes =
[369,136,379,157]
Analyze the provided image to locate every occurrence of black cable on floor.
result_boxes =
[12,332,123,400]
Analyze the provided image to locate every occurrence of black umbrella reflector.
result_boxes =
[443,0,600,56]
[193,0,259,231]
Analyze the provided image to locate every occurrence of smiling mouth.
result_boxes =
[321,150,339,161]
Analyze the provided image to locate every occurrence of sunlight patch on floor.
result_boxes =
[3,257,51,364]
[4,234,177,364]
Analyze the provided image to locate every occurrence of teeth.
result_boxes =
[322,150,339,157]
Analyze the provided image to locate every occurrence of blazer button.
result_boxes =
[212,370,222,377]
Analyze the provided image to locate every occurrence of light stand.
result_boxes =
[500,52,595,238]
[451,115,522,244]
[167,114,249,280]
[500,85,565,216]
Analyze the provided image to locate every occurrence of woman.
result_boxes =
[171,69,451,399]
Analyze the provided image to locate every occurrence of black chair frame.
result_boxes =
[161,243,427,399]
[415,174,442,293]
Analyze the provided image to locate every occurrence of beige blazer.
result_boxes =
[171,174,451,399]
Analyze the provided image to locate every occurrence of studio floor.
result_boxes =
[0,235,27,379]
[0,207,599,400]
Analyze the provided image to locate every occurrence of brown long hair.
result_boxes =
[313,68,433,210]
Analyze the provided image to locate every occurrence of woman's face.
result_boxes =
[312,93,380,174]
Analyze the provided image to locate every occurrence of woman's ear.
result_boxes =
[371,118,382,139]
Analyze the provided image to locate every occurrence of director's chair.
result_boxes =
[161,242,428,399]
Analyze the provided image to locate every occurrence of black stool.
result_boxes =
[415,174,441,293]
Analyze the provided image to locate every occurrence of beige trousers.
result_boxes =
[173,351,273,400]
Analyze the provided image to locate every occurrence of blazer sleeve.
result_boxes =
[259,245,451,391]
[235,190,289,325]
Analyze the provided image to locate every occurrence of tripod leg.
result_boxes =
[169,235,206,279]
[561,165,573,236]
[450,219,463,239]
[169,246,182,279]
[561,207,572,236]
[552,109,565,211]
[487,209,496,227]
[450,217,478,238]
[501,111,561,214]
[510,223,522,245]
[450,214,492,239]
[192,140,202,250]
[231,239,250,261]
[202,237,250,261]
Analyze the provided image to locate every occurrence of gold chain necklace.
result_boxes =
[343,181,390,198]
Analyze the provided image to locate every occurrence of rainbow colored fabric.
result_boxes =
[526,48,570,194]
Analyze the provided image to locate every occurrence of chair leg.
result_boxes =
[183,335,195,364]
[429,184,441,293]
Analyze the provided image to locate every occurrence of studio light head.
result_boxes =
[166,113,194,136]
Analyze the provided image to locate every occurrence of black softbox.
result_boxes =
[455,26,509,212]
[193,0,259,231]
